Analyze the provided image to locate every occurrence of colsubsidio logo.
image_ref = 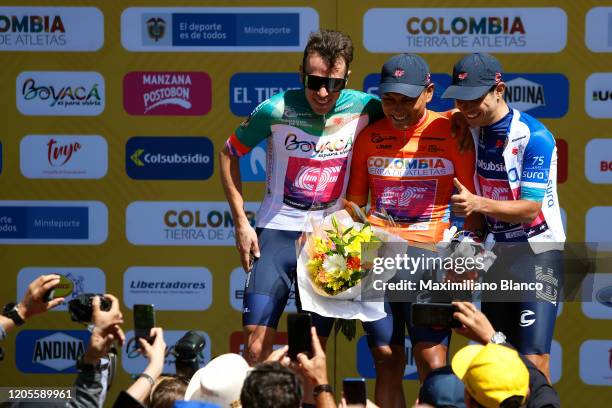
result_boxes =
[16,330,90,373]
[126,137,213,180]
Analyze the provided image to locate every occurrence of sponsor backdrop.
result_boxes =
[0,0,610,405]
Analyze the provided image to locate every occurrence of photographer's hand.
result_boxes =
[265,345,291,367]
[127,328,166,404]
[452,301,495,344]
[138,327,166,381]
[17,274,64,321]
[82,296,125,365]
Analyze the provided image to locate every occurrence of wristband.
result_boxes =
[313,384,333,398]
[139,372,155,387]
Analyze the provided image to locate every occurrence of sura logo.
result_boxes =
[477,159,505,172]
[504,77,545,112]
[406,16,525,35]
[22,78,101,107]
[142,74,192,113]
[592,90,611,102]
[47,139,81,167]
[32,332,84,371]
[0,15,65,33]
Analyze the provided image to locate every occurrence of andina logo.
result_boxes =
[142,73,192,113]
[47,139,81,167]
[504,77,545,109]
[406,16,525,35]
[22,78,101,107]
[0,15,65,33]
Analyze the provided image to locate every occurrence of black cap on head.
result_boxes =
[378,53,431,98]
[441,53,504,100]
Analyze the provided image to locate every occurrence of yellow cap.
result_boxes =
[451,344,529,408]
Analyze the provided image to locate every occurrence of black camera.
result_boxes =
[173,330,206,378]
[68,293,112,322]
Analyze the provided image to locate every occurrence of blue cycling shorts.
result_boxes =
[363,246,451,348]
[242,228,335,337]
[482,248,563,355]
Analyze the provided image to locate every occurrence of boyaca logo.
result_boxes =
[21,78,101,107]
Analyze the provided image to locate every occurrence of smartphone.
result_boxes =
[43,275,74,302]
[411,303,461,328]
[287,313,312,360]
[134,304,155,345]
[343,378,367,406]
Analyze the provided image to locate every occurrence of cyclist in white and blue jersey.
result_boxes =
[442,53,565,383]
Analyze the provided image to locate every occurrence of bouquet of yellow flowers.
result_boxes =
[306,215,380,296]
[297,209,407,321]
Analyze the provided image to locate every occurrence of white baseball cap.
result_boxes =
[184,353,251,407]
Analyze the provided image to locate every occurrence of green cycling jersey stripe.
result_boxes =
[234,89,383,149]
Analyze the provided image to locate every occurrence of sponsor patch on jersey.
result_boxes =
[367,156,453,177]
[372,179,437,224]
[283,157,347,210]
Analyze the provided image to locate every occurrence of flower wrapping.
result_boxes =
[296,210,408,321]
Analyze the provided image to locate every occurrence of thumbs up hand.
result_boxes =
[451,178,480,217]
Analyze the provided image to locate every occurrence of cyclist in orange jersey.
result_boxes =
[346,54,482,408]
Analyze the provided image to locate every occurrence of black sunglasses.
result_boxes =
[303,74,347,93]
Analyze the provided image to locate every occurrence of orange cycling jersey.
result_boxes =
[347,110,476,244]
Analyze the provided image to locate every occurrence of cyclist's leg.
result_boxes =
[408,247,451,382]
[509,249,563,382]
[243,228,299,364]
[405,301,451,383]
[362,302,406,408]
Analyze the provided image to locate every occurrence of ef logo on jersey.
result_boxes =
[520,309,536,327]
